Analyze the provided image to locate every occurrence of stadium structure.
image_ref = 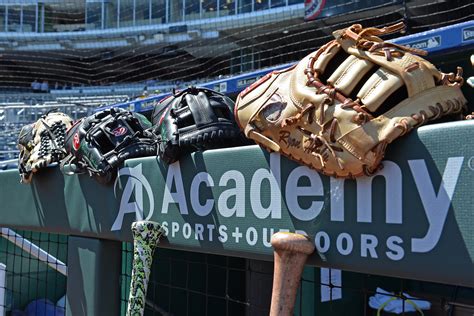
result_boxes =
[0,0,472,160]
[0,0,472,315]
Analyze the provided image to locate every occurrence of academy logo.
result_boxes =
[405,36,441,50]
[111,164,154,231]
[304,0,326,21]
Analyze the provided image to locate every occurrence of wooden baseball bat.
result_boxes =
[126,220,164,316]
[270,232,315,316]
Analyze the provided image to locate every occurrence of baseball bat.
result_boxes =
[270,232,315,316]
[126,220,164,316]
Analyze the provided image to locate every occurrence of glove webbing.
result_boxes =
[38,120,67,159]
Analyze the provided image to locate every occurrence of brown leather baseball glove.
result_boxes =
[235,22,467,178]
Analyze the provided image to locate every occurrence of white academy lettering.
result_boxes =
[218,225,228,242]
[161,221,169,235]
[157,155,460,230]
[112,155,463,261]
[360,234,378,258]
[315,231,406,261]
[171,222,179,237]
[218,170,246,217]
[386,236,404,261]
[285,166,324,221]
[246,227,258,245]
[207,224,215,241]
[315,231,330,253]
[330,160,402,224]
[113,171,143,227]
[329,161,402,224]
[250,153,282,219]
[336,233,353,255]
[190,172,214,216]
[162,161,189,215]
[183,223,192,239]
[162,155,283,220]
[162,220,412,261]
[262,228,275,247]
[111,164,154,231]
[194,223,204,240]
[409,157,463,253]
[356,161,402,224]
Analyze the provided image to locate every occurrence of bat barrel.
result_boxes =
[126,220,164,316]
[270,232,315,316]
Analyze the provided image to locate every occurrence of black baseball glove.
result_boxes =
[152,87,250,164]
[62,108,157,184]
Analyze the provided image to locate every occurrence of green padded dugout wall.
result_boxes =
[66,236,121,316]
[0,120,472,288]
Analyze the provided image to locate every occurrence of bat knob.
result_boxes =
[271,232,315,255]
[131,220,164,244]
[270,232,315,316]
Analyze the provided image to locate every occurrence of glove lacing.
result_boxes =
[281,100,345,172]
[279,22,466,176]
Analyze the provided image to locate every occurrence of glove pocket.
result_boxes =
[235,66,294,130]
[236,70,300,152]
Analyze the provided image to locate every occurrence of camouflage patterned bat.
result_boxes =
[126,221,164,316]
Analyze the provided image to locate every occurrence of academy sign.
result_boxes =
[112,153,464,263]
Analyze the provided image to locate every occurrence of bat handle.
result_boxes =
[269,232,315,316]
[126,220,164,316]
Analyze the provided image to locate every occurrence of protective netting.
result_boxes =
[0,0,472,164]
[0,229,67,315]
[121,244,250,316]
[120,245,474,316]
[0,0,471,96]
[0,103,95,162]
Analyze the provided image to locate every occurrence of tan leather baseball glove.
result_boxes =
[235,22,467,178]
[18,111,73,183]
